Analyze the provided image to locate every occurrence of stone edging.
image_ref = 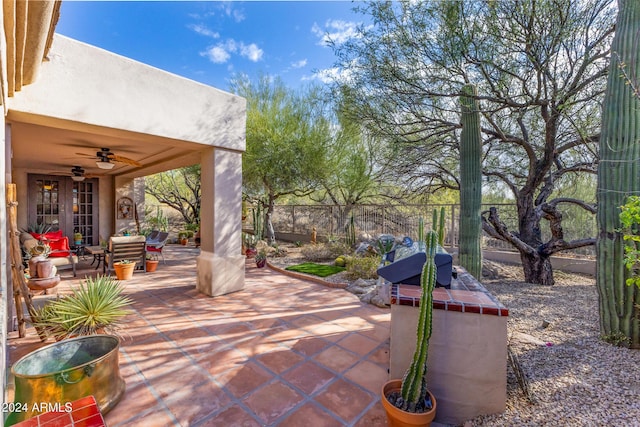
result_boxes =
[266,261,348,289]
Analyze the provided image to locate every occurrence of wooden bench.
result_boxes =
[107,236,147,274]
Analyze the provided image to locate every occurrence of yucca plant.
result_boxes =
[31,275,132,341]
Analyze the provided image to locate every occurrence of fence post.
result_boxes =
[450,204,456,249]
[291,205,296,234]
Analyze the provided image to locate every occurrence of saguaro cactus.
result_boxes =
[459,84,483,279]
[597,0,640,348]
[400,229,437,411]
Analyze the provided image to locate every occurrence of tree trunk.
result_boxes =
[596,0,640,348]
[520,251,554,287]
[265,196,276,246]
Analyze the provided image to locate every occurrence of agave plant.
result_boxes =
[31,275,132,340]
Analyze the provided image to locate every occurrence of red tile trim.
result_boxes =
[11,396,106,427]
[391,266,509,317]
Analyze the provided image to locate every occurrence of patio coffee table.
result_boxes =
[85,246,106,273]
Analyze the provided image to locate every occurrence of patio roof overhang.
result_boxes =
[7,34,245,180]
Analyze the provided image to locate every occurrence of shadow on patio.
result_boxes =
[7,245,391,426]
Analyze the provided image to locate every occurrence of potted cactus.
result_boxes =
[381,216,441,426]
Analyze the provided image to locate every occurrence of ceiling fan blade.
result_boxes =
[109,154,142,167]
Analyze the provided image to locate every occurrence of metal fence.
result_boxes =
[265,203,597,256]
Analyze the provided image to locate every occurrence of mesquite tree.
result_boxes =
[459,85,483,279]
[596,0,640,348]
[331,0,614,285]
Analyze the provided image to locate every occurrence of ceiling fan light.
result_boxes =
[96,159,115,170]
[71,175,85,182]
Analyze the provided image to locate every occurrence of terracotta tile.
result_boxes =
[198,405,261,426]
[278,402,342,427]
[233,334,283,357]
[216,361,274,399]
[288,336,331,356]
[163,380,232,425]
[305,322,350,342]
[344,360,390,394]
[101,382,159,426]
[282,361,335,395]
[199,347,248,377]
[105,404,176,426]
[353,400,388,427]
[315,378,374,423]
[256,349,304,374]
[147,361,209,399]
[243,382,304,425]
[314,345,360,373]
[337,333,380,356]
[367,342,390,366]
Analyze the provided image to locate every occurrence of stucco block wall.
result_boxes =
[390,304,507,425]
[8,35,245,152]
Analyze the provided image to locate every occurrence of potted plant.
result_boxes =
[73,232,83,245]
[30,275,132,341]
[381,217,440,426]
[113,259,136,280]
[178,231,189,246]
[122,230,131,236]
[255,248,267,268]
[243,232,258,257]
[146,253,159,272]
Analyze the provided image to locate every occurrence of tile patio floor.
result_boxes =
[7,245,392,426]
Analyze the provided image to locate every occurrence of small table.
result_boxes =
[85,246,106,272]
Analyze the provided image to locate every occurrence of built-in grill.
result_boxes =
[377,241,453,288]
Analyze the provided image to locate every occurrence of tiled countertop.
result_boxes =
[390,266,508,316]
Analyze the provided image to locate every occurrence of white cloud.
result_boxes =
[291,59,308,69]
[188,24,219,39]
[240,43,263,62]
[312,19,362,46]
[201,39,263,64]
[202,45,231,64]
[220,2,245,22]
[303,65,355,84]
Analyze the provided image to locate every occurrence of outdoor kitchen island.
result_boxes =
[388,266,508,425]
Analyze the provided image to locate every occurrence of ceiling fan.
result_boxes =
[76,147,142,169]
[69,166,101,181]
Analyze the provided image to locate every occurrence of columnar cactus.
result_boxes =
[597,0,640,348]
[400,229,437,411]
[345,214,357,247]
[252,204,264,240]
[459,84,483,279]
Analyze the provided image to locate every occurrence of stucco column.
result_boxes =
[196,147,245,296]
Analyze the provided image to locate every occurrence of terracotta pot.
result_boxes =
[381,379,437,427]
[146,260,159,272]
[28,255,47,278]
[113,262,136,280]
[180,238,188,246]
[37,259,56,279]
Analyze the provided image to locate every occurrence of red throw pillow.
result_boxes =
[48,237,71,257]
[30,230,64,241]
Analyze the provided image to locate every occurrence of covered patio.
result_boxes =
[8,245,391,426]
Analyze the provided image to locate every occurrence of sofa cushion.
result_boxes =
[48,237,72,258]
[30,230,64,241]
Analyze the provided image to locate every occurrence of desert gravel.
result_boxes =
[469,262,640,427]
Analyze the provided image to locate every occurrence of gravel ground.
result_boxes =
[469,262,640,427]
[269,248,640,426]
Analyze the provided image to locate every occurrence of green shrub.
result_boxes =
[302,241,352,261]
[345,256,380,280]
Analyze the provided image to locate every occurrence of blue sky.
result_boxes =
[56,1,367,92]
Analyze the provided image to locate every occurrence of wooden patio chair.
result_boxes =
[106,235,147,274]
